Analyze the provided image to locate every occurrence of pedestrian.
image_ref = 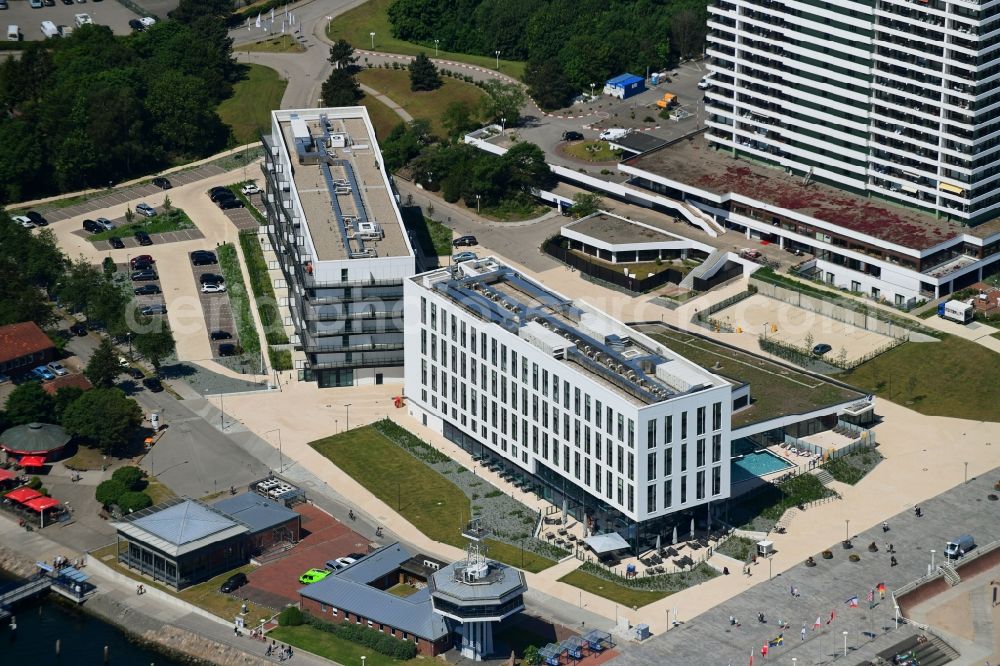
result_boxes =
[882,521,889,532]
[891,555,898,567]
[234,626,238,636]
[136,584,141,596]
[761,643,768,658]
[801,626,807,641]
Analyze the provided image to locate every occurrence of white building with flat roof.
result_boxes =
[261,108,415,387]
[404,258,733,551]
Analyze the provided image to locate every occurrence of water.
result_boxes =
[0,572,187,666]
[731,450,793,483]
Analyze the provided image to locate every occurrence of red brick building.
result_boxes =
[0,322,55,375]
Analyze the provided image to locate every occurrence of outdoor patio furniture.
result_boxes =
[558,528,568,535]
[545,532,555,540]
[568,534,578,542]
[655,566,665,574]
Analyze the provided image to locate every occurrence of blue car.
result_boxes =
[31,366,55,381]
[452,251,478,263]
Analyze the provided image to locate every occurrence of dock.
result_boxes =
[0,564,97,620]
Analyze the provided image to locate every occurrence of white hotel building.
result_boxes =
[404,258,733,550]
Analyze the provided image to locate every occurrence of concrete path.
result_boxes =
[359,83,413,122]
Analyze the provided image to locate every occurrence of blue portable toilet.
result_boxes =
[603,73,646,99]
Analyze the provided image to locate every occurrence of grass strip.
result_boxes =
[88,209,194,241]
[217,243,261,355]
[238,232,289,345]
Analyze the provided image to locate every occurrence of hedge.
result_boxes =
[304,614,418,660]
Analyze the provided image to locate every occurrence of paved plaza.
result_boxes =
[614,471,1000,665]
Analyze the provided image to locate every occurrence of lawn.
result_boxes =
[834,333,1000,421]
[218,64,288,145]
[562,140,623,163]
[217,242,262,355]
[329,0,525,79]
[88,209,194,241]
[361,91,405,141]
[357,68,485,138]
[558,569,670,608]
[400,206,451,257]
[568,250,693,278]
[727,473,834,532]
[238,232,289,345]
[385,582,419,598]
[270,625,422,666]
[241,35,305,53]
[310,426,470,548]
[144,476,177,505]
[484,539,557,574]
[644,326,863,427]
[821,448,883,485]
[63,444,108,471]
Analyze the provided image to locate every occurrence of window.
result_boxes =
[696,470,706,500]
[532,363,539,390]
[712,402,722,430]
[696,439,706,467]
[665,448,672,476]
[628,419,634,447]
[680,477,687,504]
[617,477,624,505]
[665,415,672,443]
[628,484,634,512]
[712,434,722,463]
[628,452,634,479]
[617,445,624,473]
[681,412,688,439]
[681,443,687,472]
[430,302,437,330]
[617,414,624,441]
[430,334,437,362]
[647,452,657,479]
[647,485,657,512]
[696,406,706,436]
[712,466,722,496]
[647,420,657,448]
[420,297,426,324]
[595,400,602,428]
[663,480,672,508]
[585,395,591,421]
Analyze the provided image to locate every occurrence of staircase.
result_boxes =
[681,201,727,236]
[773,508,798,533]
[939,562,961,586]
[679,249,733,290]
[927,634,961,663]
[811,468,835,486]
[877,633,959,666]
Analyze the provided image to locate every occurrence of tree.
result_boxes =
[479,80,526,126]
[62,388,141,454]
[670,8,705,59]
[524,57,576,111]
[52,386,84,421]
[327,39,358,70]
[523,646,541,666]
[95,479,126,507]
[112,465,145,491]
[320,68,362,107]
[133,326,176,374]
[441,100,477,138]
[409,52,441,91]
[86,339,120,389]
[570,192,603,218]
[501,142,554,192]
[803,332,815,351]
[169,0,234,23]
[118,491,153,513]
[4,382,55,425]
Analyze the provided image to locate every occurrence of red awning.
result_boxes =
[0,469,15,482]
[19,456,47,467]
[23,496,60,512]
[5,487,42,503]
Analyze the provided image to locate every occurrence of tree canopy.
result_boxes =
[85,339,122,389]
[4,382,55,426]
[0,215,64,327]
[409,52,442,92]
[62,388,142,454]
[321,67,363,107]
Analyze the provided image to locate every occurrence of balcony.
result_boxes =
[921,253,979,278]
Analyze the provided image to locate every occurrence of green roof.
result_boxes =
[0,422,71,454]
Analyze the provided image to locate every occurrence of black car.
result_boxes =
[209,190,236,203]
[61,0,73,4]
[108,236,125,249]
[218,198,244,210]
[124,367,144,380]
[191,251,217,266]
[200,273,225,285]
[26,211,48,226]
[83,219,102,233]
[135,231,153,246]
[562,131,584,141]
[69,323,87,337]
[220,572,248,593]
[130,269,158,281]
[452,235,478,247]
[134,284,161,295]
[128,18,144,31]
[210,330,233,341]
[812,343,833,356]
[208,186,230,195]
[151,177,171,189]
[131,259,153,272]
[142,376,164,392]
[218,343,237,357]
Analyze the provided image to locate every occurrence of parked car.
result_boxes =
[241,183,260,195]
[208,186,230,197]
[108,236,125,249]
[944,535,975,559]
[452,235,478,247]
[134,284,161,295]
[128,18,144,31]
[218,343,237,357]
[142,377,164,393]
[812,343,832,356]
[31,366,55,381]
[452,251,478,263]
[697,77,713,90]
[13,215,35,229]
[95,217,116,231]
[191,251,217,266]
[69,323,87,336]
[140,304,167,316]
[220,572,248,593]
[201,283,226,294]
[130,255,154,268]
[199,273,225,285]
[210,330,232,340]
[561,131,584,141]
[151,177,171,189]
[209,190,236,203]
[298,569,331,584]
[130,269,157,281]
[335,556,358,568]
[135,230,153,246]
[123,367,144,380]
[46,361,68,376]
[131,259,153,272]
[26,211,48,226]
[135,203,156,217]
[82,219,101,233]
[218,198,244,210]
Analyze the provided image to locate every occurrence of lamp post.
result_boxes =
[361,657,366,666]
[590,82,595,98]
[476,194,481,214]
[843,630,848,656]
[501,117,507,131]
[845,519,850,543]
[434,39,439,56]
[930,549,935,573]
[495,50,500,69]
[345,403,352,431]
[369,32,375,49]
[964,461,969,483]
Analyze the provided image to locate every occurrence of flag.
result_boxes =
[827,609,836,624]
[813,616,821,629]
[749,651,753,666]
[255,13,261,28]
[867,588,874,603]
[846,595,859,608]
[247,17,250,32]
[270,8,275,22]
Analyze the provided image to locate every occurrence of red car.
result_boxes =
[130,255,154,268]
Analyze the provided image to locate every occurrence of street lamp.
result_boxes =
[495,50,500,69]
[845,519,850,543]
[842,630,848,656]
[930,549,936,572]
[369,31,375,49]
[590,82,595,98]
[476,194,481,214]
[361,657,366,666]
[964,461,969,483]
[434,39,439,57]
[345,403,352,431]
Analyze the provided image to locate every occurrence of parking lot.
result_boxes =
[189,250,239,358]
[240,503,375,610]
[4,0,144,40]
[124,257,166,314]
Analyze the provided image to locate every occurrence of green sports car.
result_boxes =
[298,568,331,584]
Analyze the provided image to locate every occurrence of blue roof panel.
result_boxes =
[212,493,299,534]
[132,500,237,546]
[606,73,644,87]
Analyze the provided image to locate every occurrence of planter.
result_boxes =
[842,540,853,550]
[821,550,833,560]
[805,557,817,567]
[849,554,860,562]
[868,543,879,552]
[989,494,998,501]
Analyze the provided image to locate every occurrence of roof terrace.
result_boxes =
[623,135,1000,251]
[274,110,409,262]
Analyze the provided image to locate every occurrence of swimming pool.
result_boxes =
[731,450,794,483]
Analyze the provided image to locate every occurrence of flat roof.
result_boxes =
[613,132,668,154]
[623,135,1000,251]
[114,498,249,558]
[211,493,299,534]
[274,109,409,262]
[634,324,863,428]
[566,213,678,246]
[416,258,727,406]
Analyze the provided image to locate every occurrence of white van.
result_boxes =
[7,25,19,42]
[944,535,975,559]
[40,20,59,39]
[74,14,92,28]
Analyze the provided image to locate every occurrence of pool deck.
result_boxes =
[731,450,795,484]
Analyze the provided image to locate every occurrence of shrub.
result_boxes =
[117,491,152,513]
[821,550,833,559]
[849,553,860,562]
[278,606,304,626]
[27,476,42,490]
[112,465,145,491]
[95,479,127,507]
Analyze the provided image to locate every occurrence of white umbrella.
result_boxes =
[562,498,568,526]
[672,526,678,545]
[690,517,695,540]
[655,534,661,553]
